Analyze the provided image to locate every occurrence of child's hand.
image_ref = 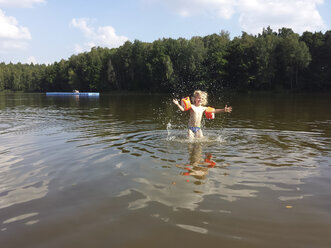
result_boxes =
[173,99,179,105]
[224,105,232,113]
[173,99,185,112]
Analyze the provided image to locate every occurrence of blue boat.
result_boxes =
[46,92,100,96]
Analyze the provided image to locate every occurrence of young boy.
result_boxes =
[173,90,232,139]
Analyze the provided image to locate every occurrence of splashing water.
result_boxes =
[166,122,179,141]
[166,121,226,144]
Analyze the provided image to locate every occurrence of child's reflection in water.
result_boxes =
[177,142,216,181]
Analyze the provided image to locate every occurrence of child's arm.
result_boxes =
[173,99,185,111]
[213,105,232,113]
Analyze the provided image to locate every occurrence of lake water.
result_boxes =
[0,91,330,248]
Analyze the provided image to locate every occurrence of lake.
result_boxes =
[0,91,330,248]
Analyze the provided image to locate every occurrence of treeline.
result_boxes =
[1,27,330,93]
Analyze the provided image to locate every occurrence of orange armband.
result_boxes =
[181,96,192,111]
[205,107,215,119]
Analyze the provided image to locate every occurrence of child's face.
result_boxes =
[194,95,202,105]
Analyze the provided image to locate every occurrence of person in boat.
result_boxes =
[173,90,232,139]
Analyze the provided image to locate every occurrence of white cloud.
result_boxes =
[0,0,45,8]
[26,55,37,64]
[70,18,128,53]
[0,1,44,53]
[237,0,326,34]
[0,9,31,51]
[73,43,84,54]
[71,18,94,37]
[147,0,236,19]
[0,40,27,50]
[145,0,326,34]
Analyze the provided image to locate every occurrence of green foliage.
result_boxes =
[202,31,230,90]
[300,31,331,89]
[254,27,279,89]
[225,32,257,91]
[0,27,330,93]
[276,28,311,89]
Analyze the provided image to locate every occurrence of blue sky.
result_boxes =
[0,0,330,64]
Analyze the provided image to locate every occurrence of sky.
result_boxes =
[0,0,330,65]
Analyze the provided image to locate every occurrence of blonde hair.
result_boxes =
[193,90,208,106]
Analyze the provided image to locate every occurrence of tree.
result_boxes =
[0,28,329,93]
[148,39,174,91]
[225,32,257,91]
[111,41,133,90]
[254,27,278,89]
[202,31,230,90]
[276,29,311,89]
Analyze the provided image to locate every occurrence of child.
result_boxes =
[173,90,232,139]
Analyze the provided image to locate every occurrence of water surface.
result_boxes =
[0,92,330,248]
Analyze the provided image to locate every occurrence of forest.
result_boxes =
[0,27,330,93]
